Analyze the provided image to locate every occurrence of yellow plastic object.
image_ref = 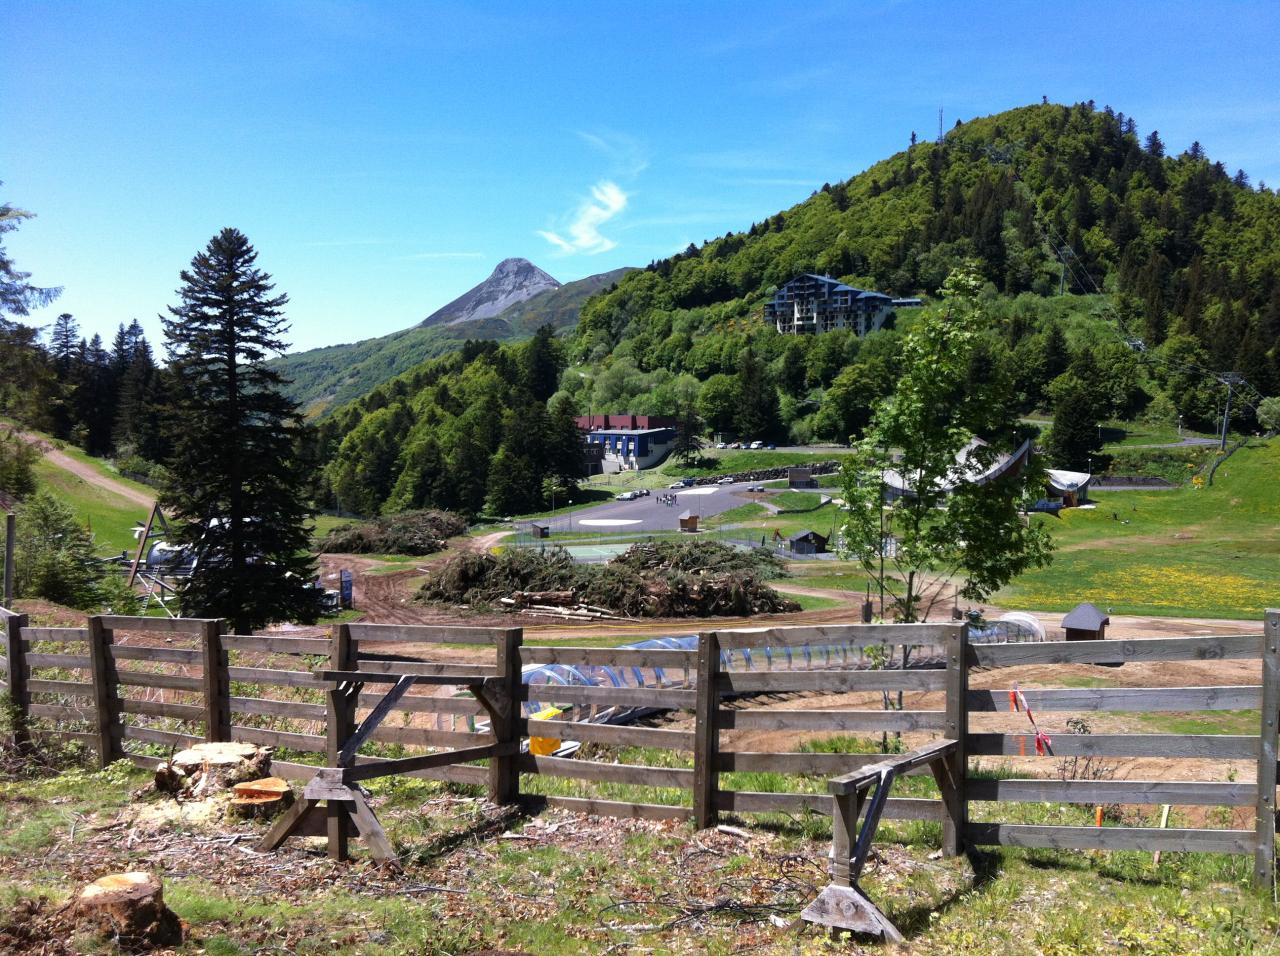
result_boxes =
[528,706,565,756]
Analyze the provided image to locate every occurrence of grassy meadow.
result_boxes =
[996,438,1279,620]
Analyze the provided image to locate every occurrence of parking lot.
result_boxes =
[537,479,760,535]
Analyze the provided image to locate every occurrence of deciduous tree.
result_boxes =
[839,264,1053,622]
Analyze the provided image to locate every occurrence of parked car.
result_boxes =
[749,440,764,449]
[668,477,696,488]
[715,442,727,449]
[716,476,735,485]
[728,441,742,449]
[635,488,650,496]
[615,491,636,501]
[767,443,776,450]
[748,483,765,492]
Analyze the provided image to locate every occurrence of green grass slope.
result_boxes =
[998,438,1278,619]
[31,457,147,557]
[274,267,632,415]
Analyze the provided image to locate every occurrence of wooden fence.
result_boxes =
[1,609,1277,885]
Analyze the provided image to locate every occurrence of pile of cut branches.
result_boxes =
[318,509,468,555]
[417,541,798,618]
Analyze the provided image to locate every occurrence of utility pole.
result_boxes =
[1219,374,1243,451]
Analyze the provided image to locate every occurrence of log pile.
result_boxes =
[154,742,271,798]
[74,872,183,950]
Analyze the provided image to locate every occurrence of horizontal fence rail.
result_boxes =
[3,609,1277,886]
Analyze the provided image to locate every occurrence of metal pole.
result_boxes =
[1220,381,1234,451]
[3,512,14,608]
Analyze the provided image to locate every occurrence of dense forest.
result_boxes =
[316,327,585,517]
[555,102,1278,438]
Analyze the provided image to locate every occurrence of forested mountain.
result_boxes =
[311,101,1280,517]
[565,102,1279,429]
[271,265,631,414]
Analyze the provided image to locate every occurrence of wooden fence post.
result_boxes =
[936,622,969,857]
[1254,610,1279,889]
[327,622,357,861]
[693,630,721,829]
[2,611,30,752]
[86,616,119,768]
[3,512,15,607]
[488,627,523,805]
[201,620,230,742]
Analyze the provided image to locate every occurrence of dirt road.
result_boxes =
[7,426,156,509]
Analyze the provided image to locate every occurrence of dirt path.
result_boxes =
[6,426,156,509]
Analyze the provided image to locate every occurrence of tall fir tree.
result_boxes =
[161,228,319,633]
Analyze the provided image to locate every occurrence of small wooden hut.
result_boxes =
[1062,602,1109,641]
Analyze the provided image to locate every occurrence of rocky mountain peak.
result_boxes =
[420,258,561,328]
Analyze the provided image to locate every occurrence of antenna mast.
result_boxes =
[938,107,944,143]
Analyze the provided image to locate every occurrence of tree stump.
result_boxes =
[75,872,182,949]
[229,777,294,820]
[155,742,271,797]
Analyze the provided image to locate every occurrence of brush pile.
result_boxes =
[417,540,798,618]
[318,509,468,555]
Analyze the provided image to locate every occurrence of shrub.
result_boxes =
[318,509,468,555]
[0,431,37,501]
[12,491,113,609]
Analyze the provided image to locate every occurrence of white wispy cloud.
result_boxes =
[538,180,628,256]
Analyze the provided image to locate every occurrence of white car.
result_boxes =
[749,440,764,449]
[615,491,636,501]
[716,477,735,485]
[715,442,727,449]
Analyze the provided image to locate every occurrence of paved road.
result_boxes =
[540,480,764,534]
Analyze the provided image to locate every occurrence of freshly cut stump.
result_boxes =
[75,872,182,950]
[229,776,294,819]
[156,742,271,796]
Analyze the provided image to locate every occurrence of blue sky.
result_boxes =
[5,1,1278,353]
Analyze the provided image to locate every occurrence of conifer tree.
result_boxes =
[161,228,319,633]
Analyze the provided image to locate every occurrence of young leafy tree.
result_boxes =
[839,264,1053,622]
[1258,396,1280,434]
[161,228,320,633]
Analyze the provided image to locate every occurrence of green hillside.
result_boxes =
[273,267,631,415]
[997,438,1279,619]
[312,101,1280,519]
[566,102,1279,435]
